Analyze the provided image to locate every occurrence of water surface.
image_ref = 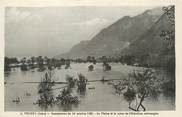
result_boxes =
[4,63,175,111]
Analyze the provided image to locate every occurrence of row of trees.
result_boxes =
[4,55,131,67]
[5,47,173,71]
[4,56,71,71]
[4,54,151,72]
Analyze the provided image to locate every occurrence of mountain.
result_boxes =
[121,11,175,66]
[58,40,90,58]
[56,7,163,59]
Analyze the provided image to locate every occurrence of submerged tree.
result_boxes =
[36,71,80,110]
[65,59,71,69]
[20,57,28,71]
[38,72,55,93]
[77,74,87,93]
[123,87,136,110]
[88,65,94,71]
[55,88,79,106]
[92,56,97,64]
[103,61,111,71]
[115,69,161,111]
[65,75,76,90]
[86,56,92,62]
[36,71,55,110]
[30,56,36,69]
[37,56,46,72]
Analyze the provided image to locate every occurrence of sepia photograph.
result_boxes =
[4,5,175,112]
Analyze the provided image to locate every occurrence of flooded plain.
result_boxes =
[4,63,175,111]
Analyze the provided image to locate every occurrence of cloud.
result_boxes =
[6,8,42,23]
[80,18,110,26]
[70,18,111,27]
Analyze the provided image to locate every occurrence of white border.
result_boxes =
[0,0,182,117]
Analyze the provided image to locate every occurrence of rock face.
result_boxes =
[56,7,165,59]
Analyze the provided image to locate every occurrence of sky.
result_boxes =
[5,6,159,57]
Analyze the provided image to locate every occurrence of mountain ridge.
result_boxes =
[56,7,163,59]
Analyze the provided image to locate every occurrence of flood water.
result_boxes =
[4,63,175,111]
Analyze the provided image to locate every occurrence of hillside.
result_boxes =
[121,11,175,66]
[56,7,163,59]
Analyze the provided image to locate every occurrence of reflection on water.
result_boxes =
[4,63,175,111]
